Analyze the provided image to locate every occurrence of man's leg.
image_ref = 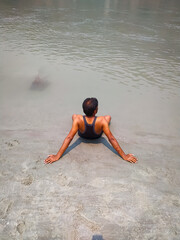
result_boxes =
[104,115,111,125]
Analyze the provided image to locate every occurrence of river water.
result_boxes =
[0,0,180,148]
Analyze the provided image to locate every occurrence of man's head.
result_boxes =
[82,98,98,116]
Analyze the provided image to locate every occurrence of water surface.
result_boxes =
[0,0,180,145]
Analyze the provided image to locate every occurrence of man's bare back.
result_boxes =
[72,114,111,136]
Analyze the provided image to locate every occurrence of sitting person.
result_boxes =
[44,97,137,164]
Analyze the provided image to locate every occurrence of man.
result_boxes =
[44,98,137,164]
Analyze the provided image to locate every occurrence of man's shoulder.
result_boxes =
[72,114,83,122]
[96,116,108,124]
[97,115,107,120]
[73,114,83,117]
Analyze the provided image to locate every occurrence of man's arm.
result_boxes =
[44,117,79,164]
[102,119,137,163]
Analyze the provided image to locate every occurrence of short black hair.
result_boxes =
[82,98,98,116]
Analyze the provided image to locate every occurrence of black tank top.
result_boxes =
[78,116,103,139]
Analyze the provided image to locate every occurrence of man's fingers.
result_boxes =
[128,157,137,163]
[45,160,51,164]
[129,154,138,159]
[44,158,52,164]
[132,158,137,163]
[131,156,138,163]
[44,155,53,163]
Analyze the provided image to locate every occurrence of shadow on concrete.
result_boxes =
[92,235,104,240]
[62,136,119,158]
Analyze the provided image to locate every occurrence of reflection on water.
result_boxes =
[30,74,49,91]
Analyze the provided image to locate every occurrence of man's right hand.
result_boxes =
[44,154,59,164]
[123,154,138,163]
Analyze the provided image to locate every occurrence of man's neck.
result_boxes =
[86,114,96,118]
